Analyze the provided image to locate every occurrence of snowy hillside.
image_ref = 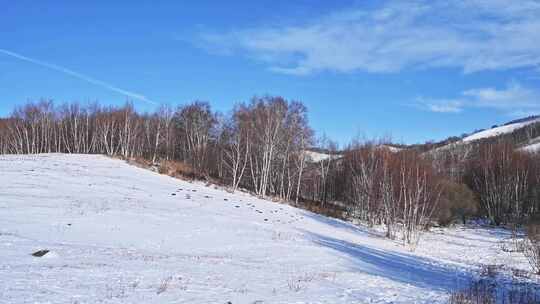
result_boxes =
[462,118,540,142]
[426,118,540,156]
[520,141,540,153]
[0,154,531,303]
[305,150,332,162]
[377,145,402,153]
[519,133,540,153]
[305,150,340,163]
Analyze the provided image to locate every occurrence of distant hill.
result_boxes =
[462,117,540,143]
[503,115,540,126]
[395,115,540,156]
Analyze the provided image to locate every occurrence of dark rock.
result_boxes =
[32,250,50,257]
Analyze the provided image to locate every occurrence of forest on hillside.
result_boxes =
[1,99,540,251]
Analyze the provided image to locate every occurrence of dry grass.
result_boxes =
[126,156,153,168]
[158,160,195,179]
[156,276,173,295]
[296,199,348,220]
[448,274,539,304]
[121,156,351,225]
[118,156,197,180]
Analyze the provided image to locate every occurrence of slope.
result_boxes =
[0,154,531,303]
[462,117,540,143]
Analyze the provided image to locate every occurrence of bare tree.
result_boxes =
[173,101,216,176]
[221,107,251,192]
[524,215,540,274]
[467,141,530,225]
[397,151,441,247]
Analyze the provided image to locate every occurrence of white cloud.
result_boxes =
[462,83,538,109]
[201,0,540,75]
[418,83,540,115]
[416,97,464,113]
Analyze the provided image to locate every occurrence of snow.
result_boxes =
[305,150,339,163]
[428,118,540,155]
[521,142,540,153]
[520,137,540,153]
[377,145,402,153]
[305,146,399,163]
[462,118,540,142]
[0,154,532,303]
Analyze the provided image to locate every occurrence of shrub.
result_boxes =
[448,277,539,304]
[524,215,540,274]
[437,180,478,226]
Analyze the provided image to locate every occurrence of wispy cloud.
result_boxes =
[415,97,464,113]
[200,0,540,75]
[417,83,540,115]
[0,48,157,105]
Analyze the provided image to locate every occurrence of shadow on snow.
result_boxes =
[304,231,472,292]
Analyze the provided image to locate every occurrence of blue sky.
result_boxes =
[1,0,540,145]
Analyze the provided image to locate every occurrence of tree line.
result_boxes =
[0,98,312,203]
[1,99,540,247]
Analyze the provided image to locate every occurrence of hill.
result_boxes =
[414,116,540,156]
[0,154,533,303]
[462,117,540,143]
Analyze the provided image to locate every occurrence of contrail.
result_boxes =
[0,48,157,106]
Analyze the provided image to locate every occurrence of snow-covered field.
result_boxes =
[0,154,532,303]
